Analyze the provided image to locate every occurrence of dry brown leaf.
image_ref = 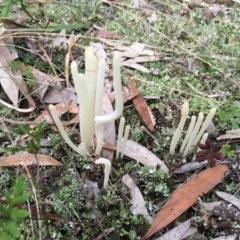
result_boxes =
[123,85,139,101]
[69,115,80,124]
[48,29,69,49]
[203,4,223,20]
[0,40,36,108]
[31,68,65,82]
[4,33,19,59]
[34,103,79,126]
[118,42,151,58]
[44,87,78,104]
[122,174,153,223]
[216,191,240,210]
[202,201,223,211]
[0,61,19,106]
[0,40,21,106]
[31,70,50,100]
[93,227,115,240]
[155,218,197,240]
[217,129,240,140]
[34,103,69,124]
[28,67,65,100]
[124,140,169,173]
[128,81,155,132]
[212,235,237,240]
[96,30,121,39]
[102,141,116,151]
[91,42,107,61]
[174,161,207,174]
[108,86,139,104]
[0,19,27,29]
[99,39,165,73]
[0,153,62,166]
[68,104,79,113]
[142,165,229,240]
[121,61,151,73]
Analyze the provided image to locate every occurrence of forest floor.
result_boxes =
[0,0,240,239]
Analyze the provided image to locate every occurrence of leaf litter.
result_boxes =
[122,174,153,223]
[142,165,229,239]
[0,1,239,239]
[0,153,62,166]
[155,218,197,240]
[0,36,36,108]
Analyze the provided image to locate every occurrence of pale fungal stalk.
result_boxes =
[116,117,125,159]
[170,102,217,158]
[95,158,111,188]
[94,60,106,155]
[180,116,196,153]
[71,68,92,151]
[183,112,204,156]
[170,102,189,155]
[49,46,124,158]
[189,108,216,153]
[121,125,130,159]
[95,52,123,124]
[85,47,98,150]
[199,132,208,145]
[116,117,130,159]
[49,104,88,156]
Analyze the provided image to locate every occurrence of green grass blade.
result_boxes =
[1,0,13,17]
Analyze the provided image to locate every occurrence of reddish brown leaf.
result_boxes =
[128,81,155,132]
[33,103,79,125]
[0,153,62,166]
[142,164,229,240]
[96,30,121,39]
[102,141,117,151]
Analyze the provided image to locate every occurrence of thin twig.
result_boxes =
[38,43,58,77]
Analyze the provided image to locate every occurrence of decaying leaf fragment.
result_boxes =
[122,174,153,223]
[142,165,229,240]
[155,218,197,240]
[124,140,169,173]
[217,129,240,140]
[0,39,35,108]
[216,191,240,210]
[128,81,155,132]
[34,102,79,125]
[0,153,62,166]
